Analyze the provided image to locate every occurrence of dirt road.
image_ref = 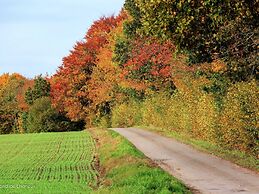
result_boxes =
[112,128,259,194]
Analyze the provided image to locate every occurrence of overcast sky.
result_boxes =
[0,0,124,78]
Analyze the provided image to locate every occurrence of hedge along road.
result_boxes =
[112,128,259,194]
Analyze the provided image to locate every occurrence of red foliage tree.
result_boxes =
[122,37,176,90]
[51,12,127,122]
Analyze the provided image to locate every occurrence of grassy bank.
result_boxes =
[90,128,190,194]
[138,126,259,172]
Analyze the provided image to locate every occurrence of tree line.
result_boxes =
[0,0,258,155]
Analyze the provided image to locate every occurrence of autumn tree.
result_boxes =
[87,15,129,123]
[0,73,10,88]
[114,37,176,93]
[51,12,127,124]
[126,0,258,80]
[0,73,26,134]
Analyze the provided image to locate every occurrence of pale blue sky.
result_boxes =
[0,0,124,78]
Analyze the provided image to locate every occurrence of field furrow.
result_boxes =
[0,131,97,193]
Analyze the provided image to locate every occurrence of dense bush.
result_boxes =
[27,97,84,133]
[27,97,57,132]
[112,99,142,128]
[220,80,258,153]
[0,112,16,134]
[142,92,171,129]
[111,79,258,156]
[138,81,219,142]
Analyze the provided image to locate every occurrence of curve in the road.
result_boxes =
[112,128,259,194]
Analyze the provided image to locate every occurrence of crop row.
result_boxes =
[0,132,97,186]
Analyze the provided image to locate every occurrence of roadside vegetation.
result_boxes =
[90,128,190,194]
[110,79,258,171]
[139,126,259,172]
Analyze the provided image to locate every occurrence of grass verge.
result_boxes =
[89,128,191,194]
[137,126,259,172]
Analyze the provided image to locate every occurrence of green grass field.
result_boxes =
[0,131,97,194]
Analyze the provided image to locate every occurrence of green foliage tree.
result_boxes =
[123,0,142,37]
[215,21,258,81]
[27,97,84,133]
[25,75,50,105]
[113,38,131,67]
[27,97,55,133]
[129,0,258,80]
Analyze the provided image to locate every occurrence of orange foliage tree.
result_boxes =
[51,12,127,123]
[87,15,130,120]
[0,73,29,133]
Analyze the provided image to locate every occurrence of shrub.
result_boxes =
[27,97,84,133]
[111,75,258,156]
[112,100,142,127]
[141,89,218,141]
[142,92,171,129]
[220,80,259,154]
[96,115,112,129]
[27,97,57,133]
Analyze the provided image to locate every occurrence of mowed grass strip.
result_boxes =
[0,131,97,194]
[90,128,191,194]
